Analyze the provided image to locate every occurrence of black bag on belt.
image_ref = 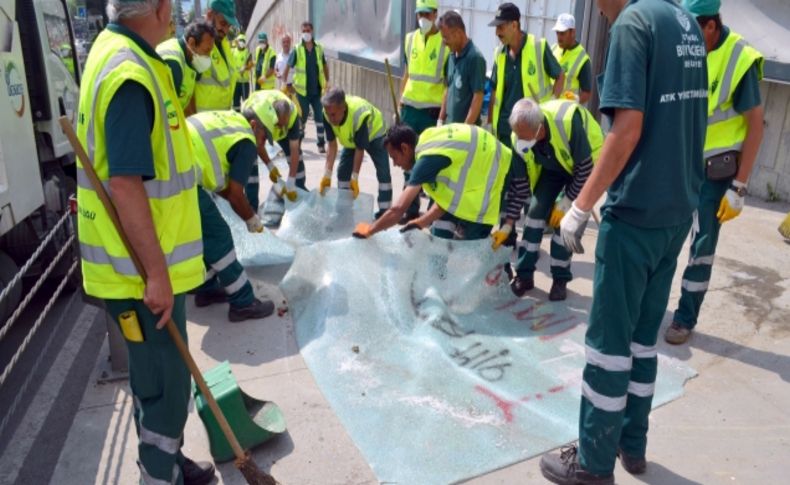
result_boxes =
[705,150,739,181]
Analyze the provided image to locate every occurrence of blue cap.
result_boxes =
[682,0,721,17]
[209,0,239,28]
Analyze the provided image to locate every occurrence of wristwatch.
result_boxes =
[730,183,747,197]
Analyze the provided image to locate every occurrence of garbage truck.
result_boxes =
[0,0,80,321]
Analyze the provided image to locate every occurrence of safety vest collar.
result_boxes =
[106,22,162,61]
[82,48,196,199]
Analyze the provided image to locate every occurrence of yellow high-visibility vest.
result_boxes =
[324,96,385,149]
[551,43,590,96]
[194,37,236,111]
[416,123,512,225]
[402,28,448,109]
[255,45,276,90]
[493,34,552,135]
[513,99,603,191]
[233,46,252,83]
[187,111,256,192]
[76,28,204,299]
[293,42,326,97]
[157,37,197,110]
[242,90,299,142]
[704,31,763,159]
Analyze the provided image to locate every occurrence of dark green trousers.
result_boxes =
[579,214,691,475]
[401,105,439,216]
[104,296,190,485]
[515,170,573,281]
[197,189,255,308]
[336,137,392,217]
[297,92,325,147]
[430,211,492,240]
[673,177,731,329]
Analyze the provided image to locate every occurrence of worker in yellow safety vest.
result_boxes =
[75,1,214,483]
[231,33,253,109]
[194,0,239,112]
[254,32,277,90]
[186,110,276,322]
[282,21,330,153]
[551,13,592,104]
[157,19,216,116]
[352,123,531,245]
[666,0,765,345]
[509,98,603,301]
[397,0,450,223]
[487,2,565,147]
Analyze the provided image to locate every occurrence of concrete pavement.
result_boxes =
[8,122,789,484]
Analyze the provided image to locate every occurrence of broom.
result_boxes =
[59,118,277,485]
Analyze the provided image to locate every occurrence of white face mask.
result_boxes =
[191,53,212,73]
[418,17,434,34]
[516,125,542,153]
[301,32,313,43]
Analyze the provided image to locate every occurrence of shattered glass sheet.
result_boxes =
[280,230,697,485]
[277,188,375,246]
[214,195,295,266]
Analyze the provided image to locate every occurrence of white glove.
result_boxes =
[245,215,264,233]
[437,118,445,127]
[286,176,296,192]
[559,201,591,254]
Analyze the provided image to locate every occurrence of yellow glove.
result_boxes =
[490,224,512,250]
[717,186,744,223]
[284,190,298,202]
[319,169,332,196]
[268,166,281,184]
[549,196,572,228]
[350,173,360,199]
[561,90,579,101]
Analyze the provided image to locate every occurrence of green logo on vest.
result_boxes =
[165,100,180,130]
[711,78,719,94]
[430,50,437,61]
[560,149,570,161]
[528,61,536,76]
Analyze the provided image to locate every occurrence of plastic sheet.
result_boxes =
[277,188,375,246]
[280,230,697,485]
[214,195,295,267]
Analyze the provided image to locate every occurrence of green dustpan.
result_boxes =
[193,361,287,462]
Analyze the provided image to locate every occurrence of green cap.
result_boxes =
[209,0,239,28]
[682,0,720,17]
[415,0,438,14]
[258,32,268,42]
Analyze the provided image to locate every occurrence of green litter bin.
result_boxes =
[193,361,287,462]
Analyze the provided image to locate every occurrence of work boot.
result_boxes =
[617,449,647,475]
[228,298,275,322]
[510,275,534,297]
[549,280,568,301]
[182,457,215,485]
[664,322,692,345]
[540,445,615,485]
[194,289,227,308]
[317,144,326,154]
[399,211,421,225]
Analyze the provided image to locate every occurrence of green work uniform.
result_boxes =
[491,32,563,146]
[194,137,258,309]
[673,26,763,330]
[91,23,205,485]
[288,43,327,148]
[578,0,707,476]
[325,112,392,217]
[445,39,487,124]
[408,154,492,239]
[515,110,591,282]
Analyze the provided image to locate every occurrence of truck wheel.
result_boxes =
[0,250,23,322]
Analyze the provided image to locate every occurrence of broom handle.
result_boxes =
[59,117,248,461]
[384,58,400,124]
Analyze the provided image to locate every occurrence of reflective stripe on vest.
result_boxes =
[493,34,551,134]
[703,32,764,159]
[187,111,256,192]
[325,96,384,149]
[552,43,590,94]
[293,42,326,96]
[402,29,448,109]
[416,124,512,225]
